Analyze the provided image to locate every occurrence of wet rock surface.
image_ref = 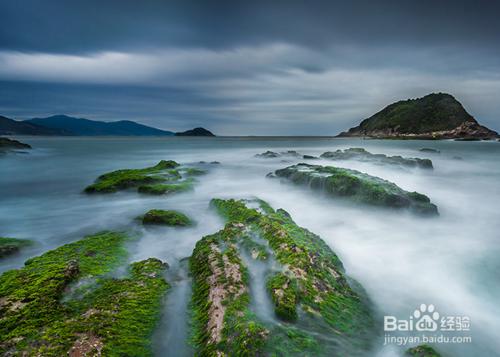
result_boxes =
[273,163,439,215]
[0,232,169,356]
[320,148,433,169]
[190,198,375,356]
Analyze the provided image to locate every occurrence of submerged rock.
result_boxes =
[406,344,442,356]
[84,160,201,195]
[140,209,193,226]
[320,148,433,169]
[302,155,318,160]
[273,163,438,215]
[0,231,169,356]
[0,237,33,258]
[190,198,375,356]
[419,148,440,154]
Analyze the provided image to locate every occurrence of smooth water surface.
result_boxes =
[1,136,499,356]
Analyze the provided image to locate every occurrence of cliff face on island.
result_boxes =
[337,93,498,139]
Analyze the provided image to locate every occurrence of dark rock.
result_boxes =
[320,148,433,169]
[419,148,440,153]
[175,127,215,136]
[0,137,32,151]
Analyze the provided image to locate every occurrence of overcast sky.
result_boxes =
[1,0,499,135]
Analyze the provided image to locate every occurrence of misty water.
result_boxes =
[1,136,499,356]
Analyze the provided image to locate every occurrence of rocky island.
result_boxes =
[337,93,498,140]
[0,137,31,152]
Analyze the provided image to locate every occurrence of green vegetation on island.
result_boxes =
[406,344,442,357]
[273,163,438,215]
[140,209,193,226]
[189,198,374,356]
[84,160,204,194]
[338,93,498,139]
[0,231,169,356]
[320,148,433,169]
[0,237,33,258]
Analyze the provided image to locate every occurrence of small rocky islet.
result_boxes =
[0,137,31,154]
[337,92,499,140]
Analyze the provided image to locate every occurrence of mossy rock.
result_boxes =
[189,198,375,355]
[320,148,433,169]
[141,209,193,226]
[137,180,194,195]
[84,160,179,193]
[406,344,442,356]
[0,231,169,356]
[0,237,33,258]
[266,272,299,322]
[273,163,439,215]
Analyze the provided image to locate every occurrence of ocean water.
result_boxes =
[1,136,499,356]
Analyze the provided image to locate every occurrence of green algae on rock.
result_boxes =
[84,160,202,195]
[273,163,439,215]
[406,344,442,357]
[320,148,433,169]
[0,237,33,258]
[141,209,193,226]
[138,179,194,195]
[189,198,375,356]
[0,231,169,356]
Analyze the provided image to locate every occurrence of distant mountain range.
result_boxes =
[337,93,498,139]
[0,114,215,137]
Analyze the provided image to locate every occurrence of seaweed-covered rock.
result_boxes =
[137,180,194,195]
[0,231,169,356]
[273,163,438,215]
[141,209,193,226]
[84,160,200,195]
[406,344,442,356]
[0,237,33,258]
[190,198,375,356]
[320,148,433,169]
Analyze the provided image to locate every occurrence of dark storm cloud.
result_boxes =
[2,0,500,53]
[1,0,500,135]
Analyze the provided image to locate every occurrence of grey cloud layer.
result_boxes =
[1,0,499,134]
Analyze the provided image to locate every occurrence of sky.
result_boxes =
[1,0,500,135]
